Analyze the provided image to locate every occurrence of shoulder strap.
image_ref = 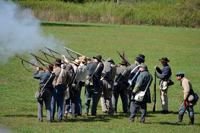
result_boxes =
[41,73,52,92]
[72,67,78,84]
[89,63,100,80]
[129,65,141,77]
[116,67,128,82]
[54,68,64,87]
[101,62,107,80]
[143,74,152,93]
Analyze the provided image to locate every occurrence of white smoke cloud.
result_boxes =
[0,0,65,63]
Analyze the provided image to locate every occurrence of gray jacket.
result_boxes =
[133,70,152,103]
[115,66,128,83]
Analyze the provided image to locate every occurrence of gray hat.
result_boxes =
[66,64,73,71]
[140,63,147,69]
[73,59,80,66]
[106,58,115,64]
[79,56,87,63]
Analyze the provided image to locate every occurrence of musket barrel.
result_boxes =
[153,70,156,112]
[39,50,57,59]
[117,51,131,66]
[122,47,130,63]
[15,55,43,70]
[63,46,92,61]
[45,47,62,55]
[63,46,83,56]
[39,50,69,65]
[30,53,54,66]
[45,47,74,61]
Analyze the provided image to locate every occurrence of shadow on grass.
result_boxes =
[55,112,156,123]
[41,22,111,28]
[149,110,179,114]
[3,114,37,118]
[52,113,130,123]
[62,115,111,123]
[149,110,200,115]
[156,121,200,126]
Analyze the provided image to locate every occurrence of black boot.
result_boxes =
[188,117,194,125]
[173,115,183,123]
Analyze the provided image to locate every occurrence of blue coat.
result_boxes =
[156,64,172,80]
[87,62,104,84]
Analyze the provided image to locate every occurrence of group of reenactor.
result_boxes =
[33,52,198,125]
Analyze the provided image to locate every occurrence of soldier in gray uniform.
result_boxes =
[112,60,129,113]
[85,55,104,116]
[128,63,152,123]
[127,54,145,112]
[101,58,116,113]
[76,56,87,116]
[99,58,116,115]
[33,64,55,122]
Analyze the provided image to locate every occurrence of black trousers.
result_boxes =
[63,91,77,117]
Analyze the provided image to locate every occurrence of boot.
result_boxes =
[188,117,194,125]
[173,115,183,123]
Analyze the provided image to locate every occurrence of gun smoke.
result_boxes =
[0,0,65,63]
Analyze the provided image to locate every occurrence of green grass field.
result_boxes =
[0,22,200,132]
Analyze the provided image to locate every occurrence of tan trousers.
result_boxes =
[101,95,107,112]
[160,88,168,111]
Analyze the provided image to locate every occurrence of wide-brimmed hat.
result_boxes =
[54,58,62,65]
[93,55,102,62]
[135,56,144,64]
[79,56,87,63]
[106,58,115,64]
[159,57,170,63]
[119,60,128,66]
[73,59,80,66]
[46,64,53,72]
[140,63,147,69]
[138,54,145,61]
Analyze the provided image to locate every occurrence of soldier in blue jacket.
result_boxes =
[154,57,172,114]
[84,55,104,116]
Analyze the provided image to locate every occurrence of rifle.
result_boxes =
[117,51,131,66]
[127,69,141,90]
[15,55,43,71]
[63,46,92,61]
[30,53,54,66]
[39,50,69,65]
[45,47,74,61]
[122,47,130,64]
[153,70,156,112]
